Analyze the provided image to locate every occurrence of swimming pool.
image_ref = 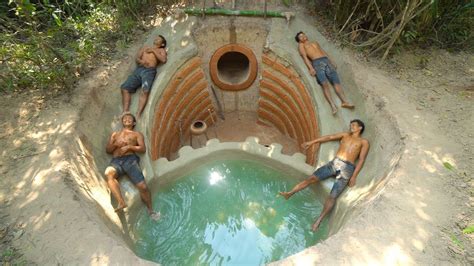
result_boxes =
[130,159,327,265]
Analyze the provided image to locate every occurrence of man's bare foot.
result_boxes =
[341,102,355,109]
[150,211,161,221]
[114,203,127,212]
[312,220,322,231]
[279,191,291,200]
[331,107,338,115]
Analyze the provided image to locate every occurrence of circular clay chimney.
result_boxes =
[209,44,258,91]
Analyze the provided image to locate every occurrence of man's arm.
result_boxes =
[120,132,146,154]
[301,132,347,150]
[348,140,370,187]
[105,132,118,154]
[135,47,146,65]
[298,43,316,76]
[134,132,146,153]
[147,48,167,64]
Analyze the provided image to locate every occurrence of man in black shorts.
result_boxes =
[105,113,160,220]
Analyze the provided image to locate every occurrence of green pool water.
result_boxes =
[131,159,328,265]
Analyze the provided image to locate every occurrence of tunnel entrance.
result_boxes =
[209,43,258,91]
[217,51,250,84]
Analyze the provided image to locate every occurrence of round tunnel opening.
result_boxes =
[217,51,250,85]
[209,44,258,91]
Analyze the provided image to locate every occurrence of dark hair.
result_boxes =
[158,35,167,48]
[351,119,365,134]
[122,113,137,128]
[295,31,304,43]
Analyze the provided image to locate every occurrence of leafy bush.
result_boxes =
[0,0,181,94]
[312,0,473,59]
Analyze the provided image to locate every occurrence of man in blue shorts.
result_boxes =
[121,35,167,119]
[280,119,369,231]
[105,112,159,220]
[296,31,354,115]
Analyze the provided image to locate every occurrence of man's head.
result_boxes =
[350,119,365,134]
[295,31,307,43]
[154,35,167,48]
[121,112,137,128]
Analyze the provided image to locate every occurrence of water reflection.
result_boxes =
[209,171,224,185]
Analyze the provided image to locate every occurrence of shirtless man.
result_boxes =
[121,35,167,119]
[279,119,369,231]
[105,113,159,220]
[296,31,354,115]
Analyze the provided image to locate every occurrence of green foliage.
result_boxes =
[443,162,455,171]
[2,248,14,259]
[1,247,27,265]
[416,1,473,49]
[463,225,474,234]
[402,29,419,44]
[315,0,473,58]
[450,234,464,249]
[282,0,292,7]
[0,0,180,94]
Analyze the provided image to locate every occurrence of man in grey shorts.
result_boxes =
[280,119,369,231]
[105,113,160,220]
[121,35,167,119]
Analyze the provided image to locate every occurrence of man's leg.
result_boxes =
[279,175,319,199]
[321,82,338,115]
[136,91,150,120]
[312,196,336,231]
[137,181,161,220]
[312,177,347,231]
[333,83,354,109]
[314,61,337,115]
[135,181,155,214]
[121,89,132,114]
[105,167,127,212]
